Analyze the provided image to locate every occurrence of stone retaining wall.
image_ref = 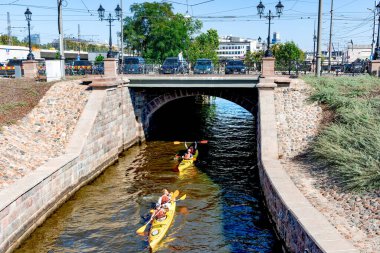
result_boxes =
[0,80,141,253]
[257,78,359,253]
[274,80,323,158]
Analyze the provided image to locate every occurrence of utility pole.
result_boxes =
[120,0,124,65]
[328,0,334,73]
[313,19,317,72]
[316,0,323,77]
[371,1,376,58]
[58,0,65,79]
[7,12,12,45]
[77,24,81,60]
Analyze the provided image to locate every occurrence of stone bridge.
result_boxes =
[127,76,260,133]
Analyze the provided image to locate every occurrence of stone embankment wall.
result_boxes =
[274,80,323,158]
[0,81,89,190]
[256,78,358,253]
[0,79,141,253]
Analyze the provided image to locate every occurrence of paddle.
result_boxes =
[149,194,187,213]
[173,140,208,145]
[136,190,180,234]
[176,194,187,202]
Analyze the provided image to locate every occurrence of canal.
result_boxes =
[15,97,283,253]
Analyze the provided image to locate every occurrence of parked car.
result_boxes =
[123,56,145,74]
[6,59,24,67]
[0,59,25,76]
[225,60,246,74]
[160,57,189,74]
[194,58,214,74]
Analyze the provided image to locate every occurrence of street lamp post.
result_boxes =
[258,36,262,49]
[374,1,380,60]
[257,1,284,57]
[24,8,34,60]
[98,4,122,58]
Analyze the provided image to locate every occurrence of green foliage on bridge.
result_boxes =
[274,41,305,74]
[187,29,219,66]
[123,2,202,63]
[305,75,380,191]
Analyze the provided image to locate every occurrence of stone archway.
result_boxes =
[131,88,258,132]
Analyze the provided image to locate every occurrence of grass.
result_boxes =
[0,101,28,114]
[0,78,52,128]
[303,75,380,192]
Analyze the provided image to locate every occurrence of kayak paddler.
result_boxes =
[157,189,172,209]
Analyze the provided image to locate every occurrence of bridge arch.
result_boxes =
[135,88,258,131]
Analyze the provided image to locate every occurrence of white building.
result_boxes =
[345,44,371,63]
[0,45,29,63]
[217,36,263,60]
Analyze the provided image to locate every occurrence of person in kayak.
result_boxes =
[153,203,167,221]
[183,148,193,160]
[158,189,172,209]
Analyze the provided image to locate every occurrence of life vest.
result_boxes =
[155,208,166,219]
[161,194,170,204]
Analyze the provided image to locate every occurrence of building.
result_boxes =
[345,44,371,63]
[23,34,40,45]
[272,32,281,44]
[217,36,263,60]
[304,50,344,61]
[0,45,29,63]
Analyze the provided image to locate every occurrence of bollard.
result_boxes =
[15,65,22,78]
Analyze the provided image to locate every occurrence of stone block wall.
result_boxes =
[274,81,323,158]
[0,83,140,253]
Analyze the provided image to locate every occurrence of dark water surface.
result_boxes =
[15,97,282,253]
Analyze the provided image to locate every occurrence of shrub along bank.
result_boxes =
[303,75,380,191]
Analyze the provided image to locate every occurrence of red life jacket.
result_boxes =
[155,208,166,219]
[161,195,170,204]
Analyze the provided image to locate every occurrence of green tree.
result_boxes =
[0,35,27,46]
[123,2,201,63]
[273,41,304,74]
[187,29,219,66]
[95,54,104,62]
[244,50,264,71]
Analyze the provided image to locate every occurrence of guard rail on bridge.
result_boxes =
[126,75,260,88]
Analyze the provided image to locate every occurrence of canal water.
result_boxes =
[15,97,283,253]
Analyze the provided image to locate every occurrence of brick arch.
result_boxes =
[141,88,258,130]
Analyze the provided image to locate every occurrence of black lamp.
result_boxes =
[257,1,284,57]
[98,4,122,58]
[24,8,34,60]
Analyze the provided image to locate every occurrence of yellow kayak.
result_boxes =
[148,192,177,251]
[178,150,199,171]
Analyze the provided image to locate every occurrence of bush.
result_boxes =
[303,75,380,191]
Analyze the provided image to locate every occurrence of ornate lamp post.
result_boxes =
[257,1,284,57]
[98,4,122,58]
[374,1,380,60]
[24,8,34,60]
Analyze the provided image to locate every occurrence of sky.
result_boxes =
[0,0,376,52]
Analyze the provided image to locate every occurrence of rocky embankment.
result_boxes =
[274,80,380,253]
[0,80,89,191]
